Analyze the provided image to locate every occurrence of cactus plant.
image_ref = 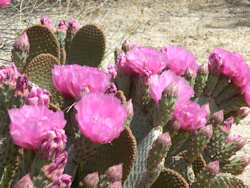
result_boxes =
[0,17,249,188]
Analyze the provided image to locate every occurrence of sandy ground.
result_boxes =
[0,0,250,185]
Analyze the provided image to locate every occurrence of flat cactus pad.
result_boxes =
[68,24,105,67]
[26,24,60,66]
[24,53,64,107]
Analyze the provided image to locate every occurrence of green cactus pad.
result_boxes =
[25,24,60,66]
[210,174,248,188]
[151,168,189,188]
[68,24,105,67]
[24,53,64,108]
[81,126,137,182]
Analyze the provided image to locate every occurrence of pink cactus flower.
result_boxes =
[161,45,198,76]
[117,46,168,77]
[15,75,29,97]
[25,87,50,106]
[8,105,66,150]
[52,64,111,99]
[68,18,81,34]
[15,174,34,188]
[173,101,207,132]
[149,70,194,104]
[209,48,250,88]
[0,0,11,7]
[75,93,127,144]
[57,20,68,33]
[40,16,56,32]
[14,32,29,52]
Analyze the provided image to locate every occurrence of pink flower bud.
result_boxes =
[105,164,123,182]
[82,172,99,188]
[0,63,19,87]
[210,110,224,125]
[40,16,56,32]
[108,64,118,79]
[226,134,247,150]
[205,160,220,175]
[25,87,50,106]
[14,32,29,53]
[57,20,68,33]
[68,18,81,34]
[108,182,122,188]
[222,117,234,134]
[125,99,133,121]
[14,174,34,188]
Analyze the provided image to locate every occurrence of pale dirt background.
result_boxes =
[0,0,250,186]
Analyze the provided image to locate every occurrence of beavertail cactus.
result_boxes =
[1,19,250,188]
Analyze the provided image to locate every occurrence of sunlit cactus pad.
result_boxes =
[1,17,250,188]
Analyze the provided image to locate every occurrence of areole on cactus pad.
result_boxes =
[0,16,249,188]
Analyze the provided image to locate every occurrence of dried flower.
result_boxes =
[15,75,29,97]
[173,101,207,132]
[75,93,127,144]
[45,174,71,188]
[42,152,68,181]
[52,64,111,99]
[205,161,220,175]
[38,128,67,160]
[8,105,66,150]
[14,32,29,53]
[117,46,167,77]
[161,45,198,76]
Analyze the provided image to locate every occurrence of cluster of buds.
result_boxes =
[1,17,250,188]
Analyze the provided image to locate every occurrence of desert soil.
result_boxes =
[0,0,250,185]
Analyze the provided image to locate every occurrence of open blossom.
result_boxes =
[209,48,250,88]
[149,70,194,104]
[75,93,127,144]
[0,0,11,7]
[40,16,56,32]
[161,45,198,76]
[52,64,111,99]
[117,46,168,77]
[25,87,50,106]
[173,101,207,132]
[8,105,66,150]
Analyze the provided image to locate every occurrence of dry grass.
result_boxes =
[0,0,250,185]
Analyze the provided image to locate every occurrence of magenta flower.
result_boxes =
[15,174,34,188]
[14,32,30,53]
[117,46,168,77]
[173,101,207,132]
[40,16,56,32]
[57,20,68,33]
[0,62,19,87]
[0,0,11,7]
[52,64,111,99]
[209,48,250,88]
[8,105,66,150]
[25,87,50,106]
[68,18,81,34]
[75,93,127,144]
[161,45,198,76]
[149,70,194,104]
